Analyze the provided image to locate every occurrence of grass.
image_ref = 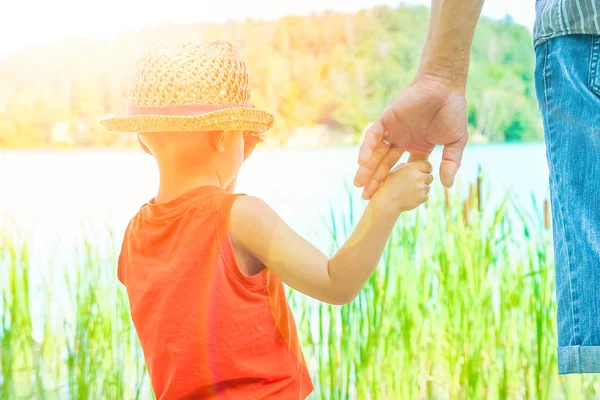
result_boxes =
[1,221,151,399]
[1,173,599,399]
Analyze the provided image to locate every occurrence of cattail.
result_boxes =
[544,198,551,230]
[463,199,470,227]
[469,183,476,207]
[444,187,451,210]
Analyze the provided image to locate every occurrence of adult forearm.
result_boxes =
[417,0,485,90]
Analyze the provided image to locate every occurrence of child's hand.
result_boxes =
[243,131,265,161]
[371,160,433,214]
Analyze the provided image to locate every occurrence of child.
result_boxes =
[101,41,432,400]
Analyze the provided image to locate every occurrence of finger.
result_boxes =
[415,160,433,173]
[440,135,468,188]
[354,134,390,187]
[363,152,406,200]
[407,150,430,163]
[354,143,390,188]
[362,180,381,200]
[425,173,434,184]
[357,120,385,166]
[355,136,388,189]
[424,184,431,194]
[369,147,405,187]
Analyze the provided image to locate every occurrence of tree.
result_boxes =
[0,5,542,148]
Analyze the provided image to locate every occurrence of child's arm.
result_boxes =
[230,160,433,305]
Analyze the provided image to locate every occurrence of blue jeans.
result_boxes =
[534,35,600,374]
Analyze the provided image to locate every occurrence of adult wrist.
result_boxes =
[415,65,468,94]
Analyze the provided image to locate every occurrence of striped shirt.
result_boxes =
[534,0,600,46]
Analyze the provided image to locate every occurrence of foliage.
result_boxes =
[0,6,540,149]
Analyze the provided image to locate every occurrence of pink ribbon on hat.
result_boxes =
[127,103,255,116]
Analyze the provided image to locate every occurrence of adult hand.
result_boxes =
[353,75,469,199]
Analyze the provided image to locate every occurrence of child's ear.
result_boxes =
[210,131,227,153]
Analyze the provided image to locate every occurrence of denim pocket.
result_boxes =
[590,36,600,97]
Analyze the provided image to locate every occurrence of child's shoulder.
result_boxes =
[230,195,275,221]
[231,194,268,213]
[229,195,282,239]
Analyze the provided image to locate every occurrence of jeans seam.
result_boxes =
[590,36,600,95]
[542,39,581,347]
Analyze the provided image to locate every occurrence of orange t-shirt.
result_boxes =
[118,186,313,399]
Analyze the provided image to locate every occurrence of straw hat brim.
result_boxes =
[100,107,274,133]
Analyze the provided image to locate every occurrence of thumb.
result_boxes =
[440,136,467,188]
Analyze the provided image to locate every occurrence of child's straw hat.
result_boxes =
[100,41,274,135]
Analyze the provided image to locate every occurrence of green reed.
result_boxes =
[1,173,599,399]
[0,221,152,399]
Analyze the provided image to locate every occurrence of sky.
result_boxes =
[0,0,535,60]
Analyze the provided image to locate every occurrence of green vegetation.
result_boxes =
[1,221,151,399]
[0,6,541,149]
[1,175,598,399]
